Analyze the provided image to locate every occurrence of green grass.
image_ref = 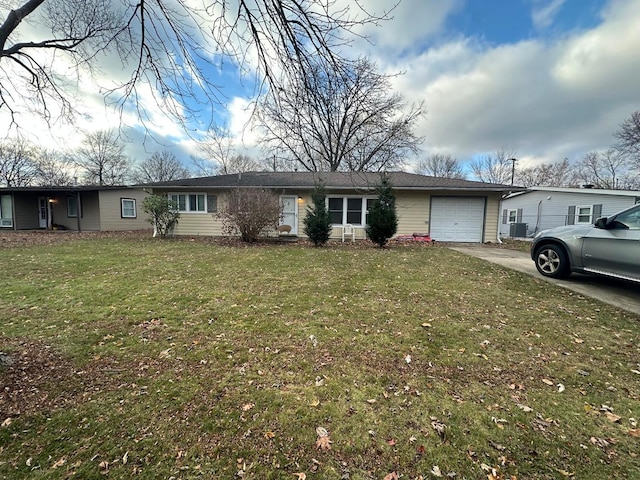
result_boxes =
[1,237,639,479]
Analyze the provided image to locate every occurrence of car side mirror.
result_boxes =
[594,217,608,229]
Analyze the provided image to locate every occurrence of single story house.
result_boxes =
[147,171,521,243]
[500,186,640,238]
[0,185,150,231]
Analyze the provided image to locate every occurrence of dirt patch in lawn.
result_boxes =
[0,338,85,419]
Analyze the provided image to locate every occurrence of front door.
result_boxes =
[38,197,49,229]
[280,196,298,235]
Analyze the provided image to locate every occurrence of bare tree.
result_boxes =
[614,110,640,161]
[133,151,190,183]
[414,153,465,179]
[0,1,390,131]
[514,158,577,187]
[217,187,282,242]
[0,137,38,186]
[470,147,517,184]
[189,155,218,177]
[257,57,424,172]
[73,130,131,185]
[576,150,636,189]
[196,128,262,174]
[35,149,76,186]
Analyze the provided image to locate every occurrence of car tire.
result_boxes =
[534,244,571,279]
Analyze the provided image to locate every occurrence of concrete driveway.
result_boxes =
[450,245,640,316]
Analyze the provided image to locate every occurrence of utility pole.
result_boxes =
[509,158,518,185]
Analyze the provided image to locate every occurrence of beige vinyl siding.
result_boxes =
[173,213,224,236]
[150,187,503,242]
[396,191,430,235]
[483,194,501,242]
[98,189,151,231]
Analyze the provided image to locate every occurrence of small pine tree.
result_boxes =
[366,174,398,247]
[303,181,332,246]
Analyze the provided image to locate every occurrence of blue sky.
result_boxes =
[448,0,606,44]
[2,0,639,178]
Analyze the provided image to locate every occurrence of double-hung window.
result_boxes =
[576,205,593,224]
[169,193,207,213]
[507,209,518,223]
[328,196,376,225]
[121,198,137,218]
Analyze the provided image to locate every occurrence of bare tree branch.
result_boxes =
[614,110,640,161]
[132,150,190,183]
[256,57,424,172]
[414,153,465,179]
[71,129,131,185]
[0,0,390,131]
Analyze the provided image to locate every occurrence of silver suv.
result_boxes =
[531,203,640,283]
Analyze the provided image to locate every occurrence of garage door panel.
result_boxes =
[430,197,485,242]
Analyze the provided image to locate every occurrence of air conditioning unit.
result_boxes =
[509,222,527,237]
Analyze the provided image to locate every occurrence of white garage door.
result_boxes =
[430,197,485,242]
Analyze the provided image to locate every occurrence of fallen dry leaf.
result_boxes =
[242,403,255,411]
[556,468,575,477]
[383,472,398,480]
[629,429,640,437]
[264,431,275,439]
[316,435,332,451]
[605,412,622,423]
[542,378,554,386]
[431,465,443,477]
[52,457,66,469]
[316,426,328,437]
[292,473,306,480]
[517,404,533,413]
[98,460,109,475]
[430,417,446,439]
[1,418,12,427]
[590,436,612,448]
[386,438,396,446]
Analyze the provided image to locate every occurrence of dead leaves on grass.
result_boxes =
[315,426,332,452]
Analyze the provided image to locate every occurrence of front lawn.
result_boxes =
[1,236,638,479]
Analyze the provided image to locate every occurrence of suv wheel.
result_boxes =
[534,244,571,279]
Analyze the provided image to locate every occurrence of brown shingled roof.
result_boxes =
[145,171,519,192]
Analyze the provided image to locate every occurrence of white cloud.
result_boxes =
[383,0,640,168]
[350,0,462,57]
[531,0,567,30]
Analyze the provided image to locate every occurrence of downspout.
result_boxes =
[533,200,543,235]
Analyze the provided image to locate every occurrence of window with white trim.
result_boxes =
[169,193,207,213]
[0,194,13,227]
[67,195,80,218]
[507,209,517,223]
[576,205,592,224]
[121,198,137,218]
[327,196,376,225]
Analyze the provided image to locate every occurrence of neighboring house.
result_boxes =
[500,187,640,238]
[147,171,520,243]
[0,186,150,231]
